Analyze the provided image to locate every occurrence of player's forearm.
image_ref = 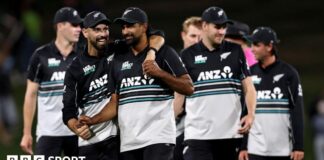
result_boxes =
[148,35,164,51]
[174,92,185,117]
[242,77,256,116]
[62,105,78,126]
[245,88,256,116]
[158,72,194,96]
[90,95,118,125]
[62,95,78,125]
[22,92,37,135]
[67,118,79,133]
[91,106,117,124]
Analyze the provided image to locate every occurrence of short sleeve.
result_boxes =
[162,46,188,77]
[27,51,42,83]
[238,47,251,80]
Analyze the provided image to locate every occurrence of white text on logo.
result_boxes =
[89,74,108,91]
[48,58,61,67]
[257,87,284,99]
[197,66,233,81]
[120,76,154,88]
[50,71,65,81]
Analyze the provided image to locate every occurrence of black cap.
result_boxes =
[247,27,280,44]
[201,6,233,25]
[53,7,82,24]
[225,20,250,39]
[83,11,111,28]
[114,7,148,24]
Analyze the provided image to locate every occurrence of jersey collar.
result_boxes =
[51,41,78,58]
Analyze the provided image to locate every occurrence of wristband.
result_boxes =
[148,47,158,54]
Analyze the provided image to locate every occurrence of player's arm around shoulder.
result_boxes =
[142,46,194,95]
[145,34,165,61]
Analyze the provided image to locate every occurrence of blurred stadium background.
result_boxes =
[0,0,323,159]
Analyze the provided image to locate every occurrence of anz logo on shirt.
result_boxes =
[257,87,284,99]
[120,75,155,88]
[197,66,233,81]
[50,71,65,81]
[48,58,61,67]
[89,74,108,91]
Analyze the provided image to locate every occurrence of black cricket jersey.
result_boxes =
[62,29,165,146]
[248,59,304,156]
[62,46,117,146]
[110,45,187,152]
[180,41,251,140]
[27,41,79,136]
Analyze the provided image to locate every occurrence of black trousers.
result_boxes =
[121,143,174,160]
[174,133,185,160]
[35,135,78,159]
[183,139,241,160]
[79,136,120,160]
[249,154,290,160]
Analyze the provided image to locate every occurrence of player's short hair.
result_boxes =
[182,16,202,33]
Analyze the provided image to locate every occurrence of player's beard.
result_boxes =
[123,33,140,46]
[209,33,224,47]
[91,36,108,50]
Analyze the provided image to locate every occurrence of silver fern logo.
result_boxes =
[220,52,231,61]
[273,73,284,83]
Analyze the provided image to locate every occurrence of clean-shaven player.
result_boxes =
[20,7,82,158]
[179,6,256,160]
[239,27,304,160]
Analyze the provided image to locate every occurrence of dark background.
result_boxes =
[0,0,323,159]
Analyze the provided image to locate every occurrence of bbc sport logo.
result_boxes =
[7,155,86,160]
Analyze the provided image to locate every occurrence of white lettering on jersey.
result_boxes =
[121,61,133,70]
[120,76,155,88]
[89,74,108,91]
[251,75,262,84]
[194,55,207,64]
[48,58,61,67]
[298,84,303,96]
[197,66,233,81]
[50,71,65,81]
[257,87,284,99]
[83,65,96,76]
[257,90,272,99]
